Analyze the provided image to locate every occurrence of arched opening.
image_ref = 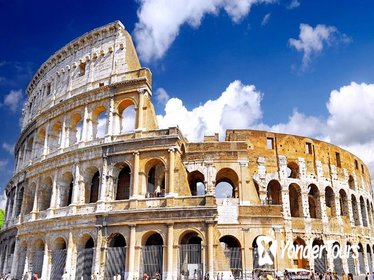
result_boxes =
[142,233,164,279]
[252,236,274,269]
[146,160,165,197]
[367,245,373,273]
[23,183,35,214]
[332,242,343,275]
[293,238,308,269]
[266,180,282,205]
[16,242,27,280]
[308,184,321,219]
[85,168,100,204]
[15,186,24,217]
[312,239,327,274]
[118,100,136,134]
[325,186,336,218]
[116,165,131,200]
[92,106,107,139]
[49,121,62,151]
[287,162,299,178]
[32,239,45,278]
[105,234,126,279]
[308,185,321,219]
[347,242,356,275]
[351,195,360,226]
[219,236,242,279]
[51,237,67,280]
[34,128,45,158]
[60,172,74,207]
[75,235,95,279]
[348,175,355,190]
[215,168,239,199]
[358,243,365,274]
[188,171,205,196]
[367,199,372,226]
[339,189,349,217]
[180,231,203,279]
[360,196,368,227]
[289,183,303,218]
[38,177,53,211]
[70,113,83,144]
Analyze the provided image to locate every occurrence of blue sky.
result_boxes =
[1,0,374,197]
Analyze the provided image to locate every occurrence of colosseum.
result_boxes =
[0,20,374,280]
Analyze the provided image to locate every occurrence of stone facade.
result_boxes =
[1,21,374,280]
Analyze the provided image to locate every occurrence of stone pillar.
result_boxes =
[127,224,136,280]
[60,115,67,149]
[136,89,145,131]
[167,148,175,196]
[81,105,89,142]
[107,97,115,136]
[31,181,40,220]
[41,242,49,280]
[131,152,140,198]
[43,122,50,156]
[10,238,20,278]
[65,232,74,279]
[93,226,103,276]
[166,223,174,280]
[207,221,214,277]
[99,156,108,202]
[50,171,59,209]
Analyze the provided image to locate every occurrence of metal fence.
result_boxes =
[180,244,203,279]
[16,250,27,280]
[75,248,94,280]
[32,250,44,278]
[224,247,243,279]
[104,247,126,280]
[141,245,163,279]
[314,249,327,274]
[51,249,67,279]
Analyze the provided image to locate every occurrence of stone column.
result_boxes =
[107,97,115,136]
[60,115,67,149]
[131,152,140,198]
[43,122,50,156]
[127,224,136,280]
[50,171,59,209]
[81,105,89,142]
[207,221,214,277]
[65,232,75,279]
[10,238,20,278]
[31,180,40,220]
[136,89,145,131]
[166,223,174,280]
[41,242,49,279]
[167,148,175,196]
[93,226,103,276]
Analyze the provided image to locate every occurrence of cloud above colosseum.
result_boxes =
[134,0,275,62]
[289,23,351,70]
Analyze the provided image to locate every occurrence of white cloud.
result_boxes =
[157,80,262,141]
[1,89,23,113]
[287,0,300,9]
[289,23,337,69]
[261,13,271,26]
[2,143,14,155]
[155,88,170,105]
[0,191,6,211]
[134,0,274,62]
